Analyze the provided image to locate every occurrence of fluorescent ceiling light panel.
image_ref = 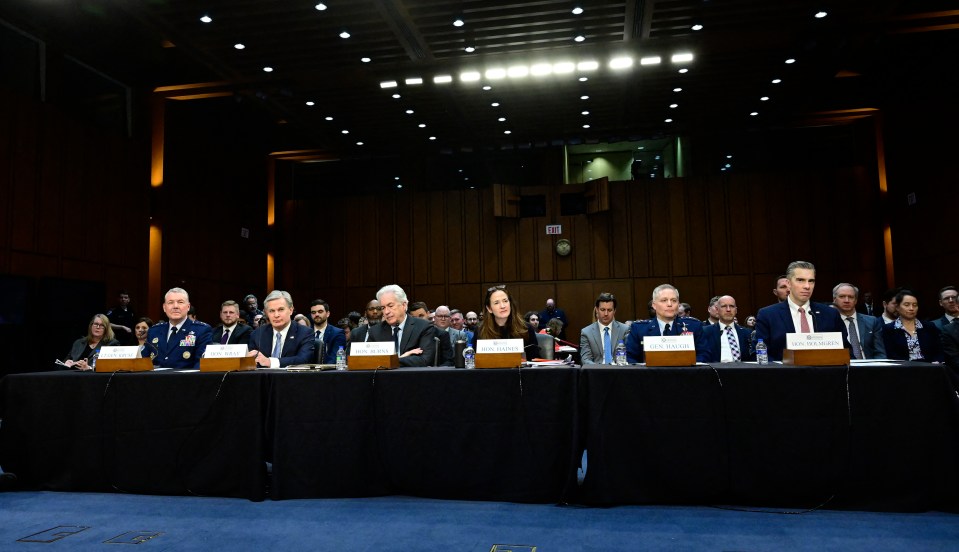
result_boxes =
[640,56,661,65]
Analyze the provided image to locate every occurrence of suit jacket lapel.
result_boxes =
[779,303,796,332]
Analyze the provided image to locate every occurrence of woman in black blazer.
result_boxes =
[881,291,942,362]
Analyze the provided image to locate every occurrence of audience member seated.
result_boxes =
[941,319,959,370]
[744,315,757,329]
[335,317,353,342]
[523,311,540,332]
[134,317,154,349]
[63,313,121,371]
[580,292,630,364]
[699,295,755,363]
[932,286,959,331]
[294,313,310,327]
[881,290,943,363]
[478,285,540,359]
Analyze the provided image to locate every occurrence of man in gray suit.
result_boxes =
[833,283,887,359]
[580,292,630,365]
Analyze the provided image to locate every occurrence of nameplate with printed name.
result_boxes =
[200,345,255,371]
[95,346,153,372]
[348,342,398,370]
[783,332,849,366]
[475,339,524,369]
[643,335,696,366]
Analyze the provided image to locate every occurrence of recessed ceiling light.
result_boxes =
[482,85,492,90]
[572,6,584,15]
[429,136,436,140]
[771,78,782,84]
[485,68,506,79]
[577,61,599,71]
[418,123,426,128]
[341,130,349,134]
[380,80,398,88]
[504,130,512,135]
[234,43,245,50]
[669,103,678,108]
[491,102,500,107]
[574,35,586,43]
[673,87,682,92]
[610,57,633,69]
[580,95,589,100]
[405,77,423,85]
[315,3,327,11]
[785,58,796,64]
[395,176,400,180]
[325,116,333,121]
[581,111,589,115]
[582,124,590,128]
[305,101,315,106]
[406,110,414,114]
[678,68,689,74]
[339,30,351,39]
[200,15,212,23]
[498,117,506,122]
[396,184,403,189]
[453,17,464,27]
[263,66,273,72]
[750,111,759,116]
[664,118,673,123]
[507,66,529,78]
[691,24,703,31]
[553,62,575,73]
[671,53,694,63]
[578,77,588,82]
[361,57,371,63]
[530,63,552,76]
[760,96,769,101]
[815,11,827,19]
[727,155,733,159]
[640,56,661,65]
[434,75,453,84]
[465,46,476,53]
[461,71,481,82]
[356,141,364,146]
[392,93,401,99]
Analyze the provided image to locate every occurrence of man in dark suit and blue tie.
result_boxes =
[833,283,886,359]
[212,300,253,346]
[145,287,213,368]
[932,286,959,331]
[755,261,850,362]
[247,290,315,368]
[699,295,755,363]
[309,298,346,364]
[625,284,704,363]
[365,284,436,367]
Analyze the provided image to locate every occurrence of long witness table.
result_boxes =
[0,369,268,500]
[577,362,959,511]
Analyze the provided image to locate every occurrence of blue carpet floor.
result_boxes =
[1,492,957,551]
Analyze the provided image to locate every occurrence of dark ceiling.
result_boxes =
[1,0,957,162]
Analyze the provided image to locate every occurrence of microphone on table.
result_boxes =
[433,336,440,366]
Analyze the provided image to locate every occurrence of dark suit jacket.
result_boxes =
[881,321,943,363]
[625,317,704,364]
[314,325,347,364]
[145,318,213,369]
[845,314,886,359]
[212,324,253,347]
[248,323,316,367]
[366,316,436,367]
[699,323,755,363]
[932,315,955,332]
[754,301,849,361]
[941,321,959,370]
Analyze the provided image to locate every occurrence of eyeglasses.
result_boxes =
[942,296,959,302]
[487,285,506,293]
[91,323,105,328]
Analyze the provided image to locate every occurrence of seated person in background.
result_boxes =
[361,285,435,367]
[932,286,959,331]
[134,317,154,349]
[293,313,310,327]
[626,284,704,363]
[698,295,755,363]
[145,287,213,369]
[833,283,886,359]
[882,290,942,363]
[523,311,540,332]
[212,300,252,346]
[63,313,121,371]
[580,292,631,365]
[478,285,540,359]
[754,261,849,362]
[248,290,315,368]
[409,301,453,366]
[335,317,353,342]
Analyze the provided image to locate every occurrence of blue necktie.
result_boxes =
[272,332,282,358]
[603,326,612,364]
[663,323,671,336]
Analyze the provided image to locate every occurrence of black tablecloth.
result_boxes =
[269,367,580,503]
[577,363,959,511]
[0,370,267,500]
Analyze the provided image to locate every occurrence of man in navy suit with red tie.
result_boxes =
[247,290,315,368]
[755,261,850,362]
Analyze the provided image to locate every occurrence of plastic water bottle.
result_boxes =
[335,346,347,371]
[614,340,627,366]
[755,338,768,365]
[463,343,475,370]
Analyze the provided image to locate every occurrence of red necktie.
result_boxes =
[798,308,810,333]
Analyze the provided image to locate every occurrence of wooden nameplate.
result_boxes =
[475,352,523,369]
[782,348,850,366]
[200,357,257,372]
[644,350,697,367]
[95,357,154,372]
[348,354,399,370]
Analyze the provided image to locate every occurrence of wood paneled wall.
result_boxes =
[280,165,886,345]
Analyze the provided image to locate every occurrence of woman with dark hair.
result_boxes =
[336,317,353,342]
[881,290,942,362]
[478,285,540,359]
[134,317,154,349]
[523,311,540,332]
[63,313,121,370]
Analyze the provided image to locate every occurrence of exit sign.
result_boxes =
[546,224,562,235]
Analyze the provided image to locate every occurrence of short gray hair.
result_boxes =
[652,284,679,301]
[786,261,816,280]
[264,290,293,308]
[165,287,190,302]
[376,284,408,304]
[832,283,859,299]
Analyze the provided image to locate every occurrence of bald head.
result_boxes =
[434,305,452,329]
